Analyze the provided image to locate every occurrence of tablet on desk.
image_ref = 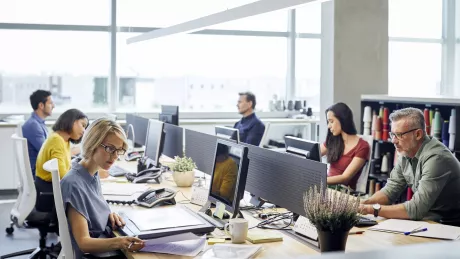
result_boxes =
[118,205,215,239]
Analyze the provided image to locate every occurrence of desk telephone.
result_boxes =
[106,188,177,208]
[125,158,162,184]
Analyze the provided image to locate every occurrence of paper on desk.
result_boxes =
[368,219,426,233]
[101,182,149,196]
[201,244,263,259]
[100,176,128,183]
[410,224,460,240]
[144,233,201,245]
[140,236,207,256]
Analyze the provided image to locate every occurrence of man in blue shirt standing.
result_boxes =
[234,92,265,146]
[22,90,54,178]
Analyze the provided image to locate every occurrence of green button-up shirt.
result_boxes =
[381,136,460,220]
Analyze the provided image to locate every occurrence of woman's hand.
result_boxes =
[109,212,125,229]
[113,236,145,252]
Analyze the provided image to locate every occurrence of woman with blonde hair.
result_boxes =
[61,118,144,258]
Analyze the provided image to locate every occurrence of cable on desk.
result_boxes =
[249,212,293,230]
[177,190,191,204]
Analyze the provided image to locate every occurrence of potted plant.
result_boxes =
[303,184,360,252]
[170,156,197,187]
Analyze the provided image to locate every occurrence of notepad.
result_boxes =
[410,224,460,240]
[246,231,283,244]
[368,219,427,234]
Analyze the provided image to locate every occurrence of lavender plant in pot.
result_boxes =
[170,156,197,187]
[304,184,360,252]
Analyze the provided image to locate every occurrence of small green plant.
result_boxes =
[303,184,360,233]
[171,156,197,173]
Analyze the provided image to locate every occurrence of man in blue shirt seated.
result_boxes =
[22,90,54,178]
[234,92,265,146]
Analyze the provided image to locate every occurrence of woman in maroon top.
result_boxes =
[320,103,370,190]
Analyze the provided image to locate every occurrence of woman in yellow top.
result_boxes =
[35,108,88,212]
[211,144,238,203]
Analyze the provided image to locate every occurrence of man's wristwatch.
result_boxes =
[372,204,381,217]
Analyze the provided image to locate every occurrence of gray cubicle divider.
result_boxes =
[163,124,184,159]
[242,143,327,217]
[184,129,218,175]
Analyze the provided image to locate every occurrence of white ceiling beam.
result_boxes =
[126,0,324,44]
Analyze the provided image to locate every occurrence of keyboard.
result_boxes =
[356,216,378,227]
[108,165,132,177]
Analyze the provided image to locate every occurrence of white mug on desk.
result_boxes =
[224,218,248,244]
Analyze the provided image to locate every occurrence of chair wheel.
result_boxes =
[6,226,14,234]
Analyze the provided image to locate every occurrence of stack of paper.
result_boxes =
[201,244,263,259]
[101,183,149,196]
[410,224,460,240]
[368,219,426,234]
[140,233,207,257]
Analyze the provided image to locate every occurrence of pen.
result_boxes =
[404,228,428,235]
[128,241,134,249]
[349,231,365,235]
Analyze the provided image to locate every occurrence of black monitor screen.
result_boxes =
[208,140,249,214]
[215,126,239,143]
[144,120,165,167]
[134,116,149,146]
[284,136,321,162]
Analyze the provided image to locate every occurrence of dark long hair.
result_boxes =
[325,102,357,163]
[52,109,88,144]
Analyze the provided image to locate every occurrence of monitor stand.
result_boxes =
[196,201,244,229]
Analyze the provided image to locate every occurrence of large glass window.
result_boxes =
[117,0,287,31]
[0,30,110,113]
[388,42,442,97]
[389,0,442,39]
[295,2,322,34]
[0,0,110,26]
[295,39,321,111]
[117,33,287,112]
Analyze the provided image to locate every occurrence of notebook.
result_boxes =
[410,224,460,240]
[368,219,426,234]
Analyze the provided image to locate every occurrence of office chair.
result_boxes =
[259,122,271,148]
[353,135,374,195]
[3,134,59,259]
[45,158,74,259]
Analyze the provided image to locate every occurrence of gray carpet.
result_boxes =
[0,200,59,258]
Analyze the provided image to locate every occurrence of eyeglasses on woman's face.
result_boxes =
[100,143,126,156]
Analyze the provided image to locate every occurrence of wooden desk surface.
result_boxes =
[107,160,439,259]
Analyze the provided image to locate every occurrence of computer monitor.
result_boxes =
[215,126,239,143]
[134,116,149,147]
[184,129,218,175]
[162,124,184,159]
[284,136,321,162]
[208,139,249,217]
[125,113,136,148]
[159,105,179,126]
[144,120,165,168]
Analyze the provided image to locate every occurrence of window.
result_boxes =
[389,0,442,39]
[0,30,110,113]
[295,2,322,33]
[388,42,442,97]
[117,33,287,112]
[117,0,287,31]
[295,39,321,111]
[0,0,110,26]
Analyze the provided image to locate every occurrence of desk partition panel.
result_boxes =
[184,129,218,175]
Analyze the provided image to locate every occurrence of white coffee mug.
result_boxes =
[224,218,248,244]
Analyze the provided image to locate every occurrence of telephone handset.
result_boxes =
[125,167,162,184]
[137,188,177,208]
[106,188,177,208]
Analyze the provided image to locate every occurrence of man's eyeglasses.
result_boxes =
[100,144,126,156]
[389,128,420,140]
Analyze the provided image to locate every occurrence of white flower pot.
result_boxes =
[172,170,195,187]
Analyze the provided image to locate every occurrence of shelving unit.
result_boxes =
[360,95,460,201]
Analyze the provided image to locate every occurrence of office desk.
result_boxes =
[110,160,440,259]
